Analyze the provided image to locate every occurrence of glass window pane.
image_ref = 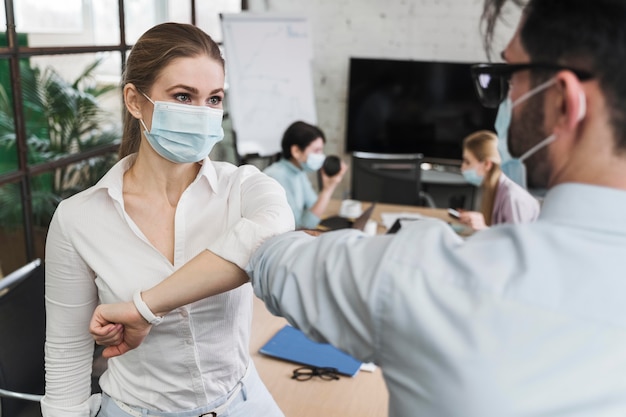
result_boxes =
[168,1,192,25]
[0,182,28,276]
[23,52,123,162]
[196,0,242,43]
[125,0,170,44]
[16,0,83,34]
[56,153,119,199]
[30,171,56,230]
[0,2,5,44]
[93,0,123,45]
[0,57,17,174]
[0,30,29,49]
[14,0,120,47]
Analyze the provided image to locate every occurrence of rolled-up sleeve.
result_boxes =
[207,167,295,269]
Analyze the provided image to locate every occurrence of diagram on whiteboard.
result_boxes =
[221,13,318,157]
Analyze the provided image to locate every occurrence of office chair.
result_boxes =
[0,259,107,417]
[0,259,45,417]
[351,152,436,207]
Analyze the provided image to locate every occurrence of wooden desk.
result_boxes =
[250,297,389,416]
[325,199,466,235]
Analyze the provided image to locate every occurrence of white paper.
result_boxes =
[380,212,425,230]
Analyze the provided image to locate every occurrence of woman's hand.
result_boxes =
[458,210,488,231]
[320,160,348,191]
[90,301,153,358]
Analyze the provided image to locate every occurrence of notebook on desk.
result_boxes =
[259,324,363,377]
[317,202,376,231]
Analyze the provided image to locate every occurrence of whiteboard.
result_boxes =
[221,13,317,157]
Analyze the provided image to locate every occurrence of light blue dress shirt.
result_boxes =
[264,158,320,229]
[247,183,626,417]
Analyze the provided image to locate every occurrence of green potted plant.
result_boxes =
[0,59,121,271]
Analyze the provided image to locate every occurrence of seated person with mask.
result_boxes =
[458,130,540,231]
[263,121,347,229]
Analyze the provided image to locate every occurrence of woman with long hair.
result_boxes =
[43,22,293,417]
[458,130,540,230]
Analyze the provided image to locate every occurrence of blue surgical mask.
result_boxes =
[304,152,325,172]
[494,78,558,188]
[494,97,513,163]
[140,94,224,163]
[461,168,484,187]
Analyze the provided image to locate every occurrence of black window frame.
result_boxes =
[0,0,244,263]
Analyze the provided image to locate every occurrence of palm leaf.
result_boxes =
[0,59,121,227]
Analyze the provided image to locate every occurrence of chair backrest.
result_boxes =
[351,152,424,206]
[0,259,45,417]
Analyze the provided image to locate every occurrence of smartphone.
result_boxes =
[447,208,461,219]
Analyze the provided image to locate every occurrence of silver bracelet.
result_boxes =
[132,291,163,325]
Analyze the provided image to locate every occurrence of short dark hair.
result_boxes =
[481,0,626,152]
[281,121,326,159]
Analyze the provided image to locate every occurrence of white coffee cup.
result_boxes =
[340,199,362,218]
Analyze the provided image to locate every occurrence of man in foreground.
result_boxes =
[91,1,626,415]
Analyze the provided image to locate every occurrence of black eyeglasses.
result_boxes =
[470,63,594,108]
[291,366,340,381]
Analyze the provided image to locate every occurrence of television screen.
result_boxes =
[345,58,497,163]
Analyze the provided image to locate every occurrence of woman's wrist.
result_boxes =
[132,291,164,325]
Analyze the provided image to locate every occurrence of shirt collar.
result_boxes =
[92,154,220,202]
[539,183,626,231]
[91,154,132,202]
[278,158,303,173]
[196,157,220,193]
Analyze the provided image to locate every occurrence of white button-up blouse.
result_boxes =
[42,155,294,416]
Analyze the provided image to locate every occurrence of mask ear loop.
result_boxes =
[510,78,560,163]
[520,89,586,162]
[139,118,150,133]
[577,90,586,121]
[137,89,155,105]
[512,78,557,108]
[136,89,154,133]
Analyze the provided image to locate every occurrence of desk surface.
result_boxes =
[325,199,465,234]
[250,297,389,417]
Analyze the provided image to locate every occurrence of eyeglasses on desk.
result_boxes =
[291,366,340,381]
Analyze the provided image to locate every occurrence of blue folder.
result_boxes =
[259,324,363,377]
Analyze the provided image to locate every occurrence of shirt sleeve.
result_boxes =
[246,229,400,363]
[280,178,319,229]
[207,166,295,269]
[265,163,320,229]
[496,180,540,225]
[41,204,102,417]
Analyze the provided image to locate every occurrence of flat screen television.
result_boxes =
[345,57,497,163]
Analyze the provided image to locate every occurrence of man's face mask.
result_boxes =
[140,92,224,163]
[494,78,586,189]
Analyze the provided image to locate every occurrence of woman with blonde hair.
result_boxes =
[458,130,540,230]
